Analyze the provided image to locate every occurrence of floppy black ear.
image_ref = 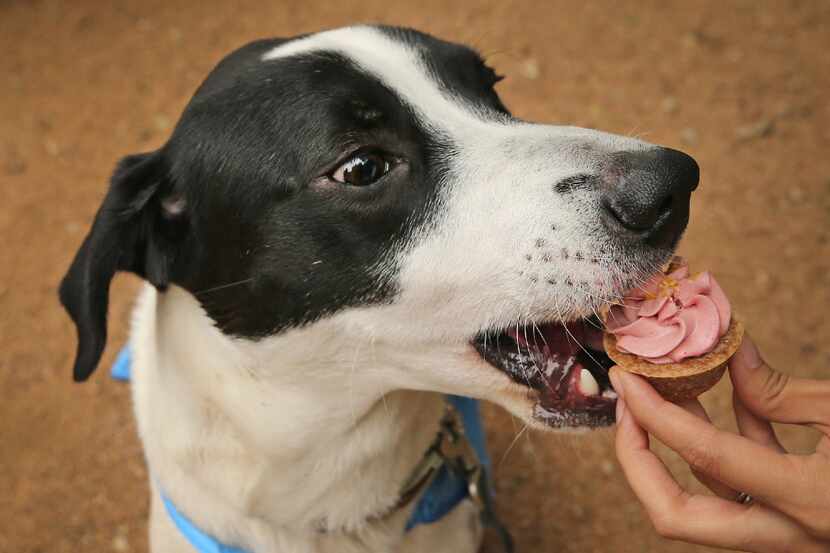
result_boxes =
[59,151,184,381]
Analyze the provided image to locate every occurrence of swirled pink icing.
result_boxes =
[607,259,731,364]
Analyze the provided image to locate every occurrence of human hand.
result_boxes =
[610,336,830,552]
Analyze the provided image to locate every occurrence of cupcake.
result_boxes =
[603,258,744,402]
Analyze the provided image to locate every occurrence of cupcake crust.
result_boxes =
[604,315,744,401]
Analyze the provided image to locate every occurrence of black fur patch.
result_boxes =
[59,27,511,378]
[170,36,507,337]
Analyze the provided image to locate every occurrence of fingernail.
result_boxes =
[732,338,762,371]
[609,367,626,399]
[616,396,627,423]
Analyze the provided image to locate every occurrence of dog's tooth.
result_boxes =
[578,368,600,396]
[602,389,619,400]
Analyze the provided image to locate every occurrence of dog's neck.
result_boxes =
[131,285,446,551]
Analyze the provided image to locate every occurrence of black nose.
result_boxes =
[601,147,699,247]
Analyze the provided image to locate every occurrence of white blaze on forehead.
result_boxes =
[260,26,632,155]
[262,26,494,135]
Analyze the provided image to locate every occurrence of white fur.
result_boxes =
[134,26,657,552]
[134,285,486,552]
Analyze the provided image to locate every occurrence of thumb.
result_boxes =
[729,336,830,434]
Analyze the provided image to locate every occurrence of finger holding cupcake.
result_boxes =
[605,259,830,552]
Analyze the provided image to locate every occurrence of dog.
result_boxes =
[59,25,698,553]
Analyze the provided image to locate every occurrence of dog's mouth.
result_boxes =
[473,316,617,429]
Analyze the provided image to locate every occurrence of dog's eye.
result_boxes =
[331,152,391,186]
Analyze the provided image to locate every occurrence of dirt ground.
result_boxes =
[2,1,828,552]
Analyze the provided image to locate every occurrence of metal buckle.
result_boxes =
[436,404,515,553]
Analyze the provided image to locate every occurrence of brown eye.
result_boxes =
[331,152,390,186]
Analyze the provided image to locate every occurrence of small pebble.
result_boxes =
[45,140,59,156]
[754,270,771,289]
[112,525,129,552]
[600,460,615,476]
[680,127,698,146]
[521,58,540,80]
[787,186,805,203]
[726,48,744,63]
[660,96,678,114]
[153,114,171,131]
[735,119,774,141]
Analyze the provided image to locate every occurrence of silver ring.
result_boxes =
[736,491,754,505]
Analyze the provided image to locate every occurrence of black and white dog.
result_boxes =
[60,25,698,553]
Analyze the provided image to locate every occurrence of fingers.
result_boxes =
[609,367,808,507]
[615,397,825,552]
[732,388,785,452]
[729,337,830,434]
[730,337,830,541]
[677,398,738,500]
[615,397,687,512]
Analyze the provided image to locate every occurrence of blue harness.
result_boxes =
[110,346,513,552]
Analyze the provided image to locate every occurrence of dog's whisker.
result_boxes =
[587,305,605,330]
[520,318,546,386]
[499,423,529,469]
[553,301,605,369]
[193,278,255,295]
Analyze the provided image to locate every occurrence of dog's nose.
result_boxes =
[601,147,699,247]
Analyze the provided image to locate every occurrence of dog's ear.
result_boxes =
[59,150,186,381]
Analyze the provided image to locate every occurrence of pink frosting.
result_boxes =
[607,260,731,364]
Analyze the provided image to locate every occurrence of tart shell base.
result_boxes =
[603,316,745,402]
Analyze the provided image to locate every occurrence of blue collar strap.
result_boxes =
[162,493,247,553]
[110,346,512,553]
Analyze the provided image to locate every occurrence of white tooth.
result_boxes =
[545,358,560,378]
[602,389,619,400]
[579,368,600,396]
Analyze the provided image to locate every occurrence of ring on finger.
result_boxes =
[736,491,754,505]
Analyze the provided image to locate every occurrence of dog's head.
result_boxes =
[60,26,698,430]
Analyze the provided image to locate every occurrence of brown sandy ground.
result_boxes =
[1,1,828,552]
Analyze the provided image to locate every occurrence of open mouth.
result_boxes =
[473,316,617,428]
